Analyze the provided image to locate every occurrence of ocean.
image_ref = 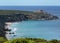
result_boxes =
[1,6,60,40]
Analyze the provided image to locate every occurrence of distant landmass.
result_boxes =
[0,10,59,21]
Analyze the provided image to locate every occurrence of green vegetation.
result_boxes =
[0,38,59,43]
[0,10,33,14]
[0,37,7,43]
[0,37,60,43]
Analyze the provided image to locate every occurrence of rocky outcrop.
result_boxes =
[0,14,28,39]
[25,10,59,20]
[0,14,28,22]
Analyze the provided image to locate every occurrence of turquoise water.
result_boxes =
[10,20,60,40]
[2,6,60,40]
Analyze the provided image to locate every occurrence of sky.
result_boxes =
[0,0,60,6]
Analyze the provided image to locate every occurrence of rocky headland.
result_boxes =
[0,10,59,39]
[0,10,59,21]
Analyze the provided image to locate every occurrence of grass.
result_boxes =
[0,37,60,43]
[3,38,60,43]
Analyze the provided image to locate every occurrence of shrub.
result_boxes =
[4,38,47,43]
[48,39,59,43]
[0,37,7,43]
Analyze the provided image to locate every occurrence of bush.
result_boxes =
[0,37,7,43]
[4,38,60,43]
[48,39,59,43]
[4,38,47,43]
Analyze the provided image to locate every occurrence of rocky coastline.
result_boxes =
[0,10,59,39]
[0,10,59,21]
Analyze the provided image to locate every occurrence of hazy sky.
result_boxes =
[0,0,60,6]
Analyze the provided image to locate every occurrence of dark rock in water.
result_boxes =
[9,32,14,34]
[4,29,11,31]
